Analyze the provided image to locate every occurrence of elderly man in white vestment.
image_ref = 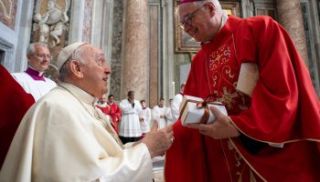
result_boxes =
[12,42,56,101]
[0,42,173,182]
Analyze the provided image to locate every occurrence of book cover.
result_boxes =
[179,95,228,126]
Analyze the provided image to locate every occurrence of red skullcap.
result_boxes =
[179,0,203,5]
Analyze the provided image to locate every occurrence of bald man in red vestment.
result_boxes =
[165,0,320,181]
[0,65,35,168]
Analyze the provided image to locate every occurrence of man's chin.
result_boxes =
[40,67,49,72]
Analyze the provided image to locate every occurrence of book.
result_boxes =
[236,63,259,97]
[179,95,228,126]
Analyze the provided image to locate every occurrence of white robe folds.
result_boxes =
[0,83,152,182]
[119,99,143,137]
[12,72,56,101]
[139,107,152,133]
[152,106,171,129]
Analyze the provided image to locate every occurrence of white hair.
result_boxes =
[26,42,48,56]
[195,0,222,12]
[176,0,223,17]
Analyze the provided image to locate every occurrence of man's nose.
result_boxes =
[41,54,51,62]
[104,64,111,74]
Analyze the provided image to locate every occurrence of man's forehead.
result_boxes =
[34,45,49,53]
[178,3,198,16]
[84,45,104,56]
[179,0,203,4]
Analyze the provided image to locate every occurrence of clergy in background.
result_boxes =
[165,0,320,181]
[12,42,56,101]
[0,42,174,182]
[170,83,185,122]
[96,94,122,133]
[119,91,143,144]
[152,98,172,129]
[139,99,152,136]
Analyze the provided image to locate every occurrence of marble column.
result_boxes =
[276,0,309,64]
[121,0,149,100]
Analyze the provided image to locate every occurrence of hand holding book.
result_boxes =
[180,95,239,139]
[179,95,228,125]
[186,106,240,139]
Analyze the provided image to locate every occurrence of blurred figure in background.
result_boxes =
[119,91,143,144]
[139,100,152,136]
[12,42,56,101]
[152,98,172,129]
[97,94,122,133]
[170,83,185,122]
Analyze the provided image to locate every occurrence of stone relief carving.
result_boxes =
[32,0,70,48]
[0,0,18,29]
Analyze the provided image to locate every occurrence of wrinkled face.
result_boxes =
[181,84,185,93]
[128,92,135,100]
[80,45,111,98]
[179,2,217,42]
[108,96,114,103]
[28,45,51,72]
[159,100,165,107]
[141,101,146,108]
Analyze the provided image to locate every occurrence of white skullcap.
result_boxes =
[56,42,87,70]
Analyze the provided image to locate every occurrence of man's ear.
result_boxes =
[27,54,32,60]
[69,60,84,78]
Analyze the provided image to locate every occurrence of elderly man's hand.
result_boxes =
[141,122,173,158]
[187,106,240,139]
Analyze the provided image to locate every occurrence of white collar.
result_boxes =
[59,82,97,106]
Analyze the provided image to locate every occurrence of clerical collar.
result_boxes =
[25,67,45,81]
[59,82,97,106]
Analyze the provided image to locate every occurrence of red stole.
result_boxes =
[165,16,320,182]
[0,65,35,168]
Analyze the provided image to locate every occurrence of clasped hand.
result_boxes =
[141,122,173,158]
[186,106,240,139]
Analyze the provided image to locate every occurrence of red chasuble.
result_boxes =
[98,102,122,133]
[165,16,320,181]
[0,65,35,168]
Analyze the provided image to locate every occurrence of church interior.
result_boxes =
[1,0,320,181]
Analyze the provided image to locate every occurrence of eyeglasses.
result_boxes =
[179,4,205,30]
[34,54,52,60]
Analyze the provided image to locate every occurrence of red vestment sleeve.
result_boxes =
[231,16,320,143]
[0,65,35,168]
[228,16,320,181]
